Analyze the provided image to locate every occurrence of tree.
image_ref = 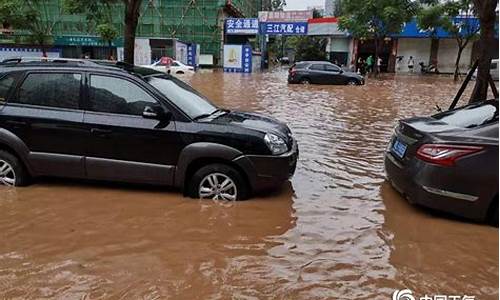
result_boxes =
[96,23,118,58]
[0,0,60,57]
[65,0,118,59]
[470,0,498,102]
[0,0,27,29]
[338,0,417,74]
[65,0,143,64]
[416,3,443,72]
[418,0,479,81]
[289,36,327,61]
[312,8,323,18]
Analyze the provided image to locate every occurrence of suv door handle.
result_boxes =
[91,128,112,135]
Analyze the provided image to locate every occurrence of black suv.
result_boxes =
[0,58,298,200]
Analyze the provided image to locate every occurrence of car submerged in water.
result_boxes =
[385,99,499,225]
[288,61,365,85]
[0,58,298,201]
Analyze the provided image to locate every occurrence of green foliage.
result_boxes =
[417,0,480,80]
[64,0,118,44]
[312,8,323,18]
[417,0,480,40]
[271,0,286,11]
[0,0,30,27]
[416,4,444,36]
[64,0,116,23]
[338,0,418,38]
[96,23,118,44]
[289,36,327,61]
[0,0,59,48]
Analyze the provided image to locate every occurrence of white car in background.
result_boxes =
[472,58,499,81]
[167,60,195,75]
[140,59,170,73]
[140,59,195,75]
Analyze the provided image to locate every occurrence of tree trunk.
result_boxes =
[374,37,380,76]
[453,46,464,81]
[123,0,142,64]
[108,40,113,60]
[429,38,439,72]
[470,0,498,102]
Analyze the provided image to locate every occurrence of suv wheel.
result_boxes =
[188,164,248,201]
[0,151,28,187]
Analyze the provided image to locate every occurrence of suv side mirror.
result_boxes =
[143,105,170,121]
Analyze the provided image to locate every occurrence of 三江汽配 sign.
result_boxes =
[225,18,259,35]
[261,22,308,35]
[223,44,252,73]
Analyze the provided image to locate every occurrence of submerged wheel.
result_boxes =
[300,78,311,84]
[188,164,248,201]
[488,196,498,227]
[347,79,358,85]
[0,150,28,187]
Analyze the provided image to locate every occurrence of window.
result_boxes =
[325,65,341,72]
[16,73,81,109]
[293,63,309,70]
[89,75,159,116]
[433,101,498,128]
[171,62,180,67]
[148,75,216,119]
[310,64,325,71]
[0,74,16,102]
[491,63,497,70]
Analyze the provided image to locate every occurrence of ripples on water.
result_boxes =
[0,69,497,299]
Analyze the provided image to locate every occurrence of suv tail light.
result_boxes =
[416,144,484,166]
[289,67,296,76]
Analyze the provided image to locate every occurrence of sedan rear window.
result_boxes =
[433,101,498,128]
[293,63,309,70]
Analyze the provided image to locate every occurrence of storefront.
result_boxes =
[54,36,123,59]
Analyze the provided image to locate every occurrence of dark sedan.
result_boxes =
[385,100,499,224]
[288,61,364,85]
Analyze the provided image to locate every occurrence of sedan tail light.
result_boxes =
[289,67,296,76]
[416,144,484,166]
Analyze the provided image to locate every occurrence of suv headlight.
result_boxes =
[264,133,288,155]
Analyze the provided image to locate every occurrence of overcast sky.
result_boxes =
[285,0,325,10]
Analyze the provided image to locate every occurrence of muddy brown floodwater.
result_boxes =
[0,70,498,300]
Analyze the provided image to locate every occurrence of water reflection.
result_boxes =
[0,69,497,299]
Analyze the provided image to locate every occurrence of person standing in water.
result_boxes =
[366,55,374,74]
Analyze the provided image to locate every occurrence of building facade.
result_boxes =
[0,0,261,65]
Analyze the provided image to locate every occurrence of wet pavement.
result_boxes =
[0,70,498,299]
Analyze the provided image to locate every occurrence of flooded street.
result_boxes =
[0,70,497,299]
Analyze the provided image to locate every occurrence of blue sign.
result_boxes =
[395,17,482,38]
[261,22,308,35]
[223,44,252,73]
[242,45,252,73]
[187,43,196,68]
[225,18,259,35]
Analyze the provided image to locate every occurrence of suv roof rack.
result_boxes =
[0,57,97,66]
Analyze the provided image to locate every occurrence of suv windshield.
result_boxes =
[147,75,217,119]
[433,100,499,128]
